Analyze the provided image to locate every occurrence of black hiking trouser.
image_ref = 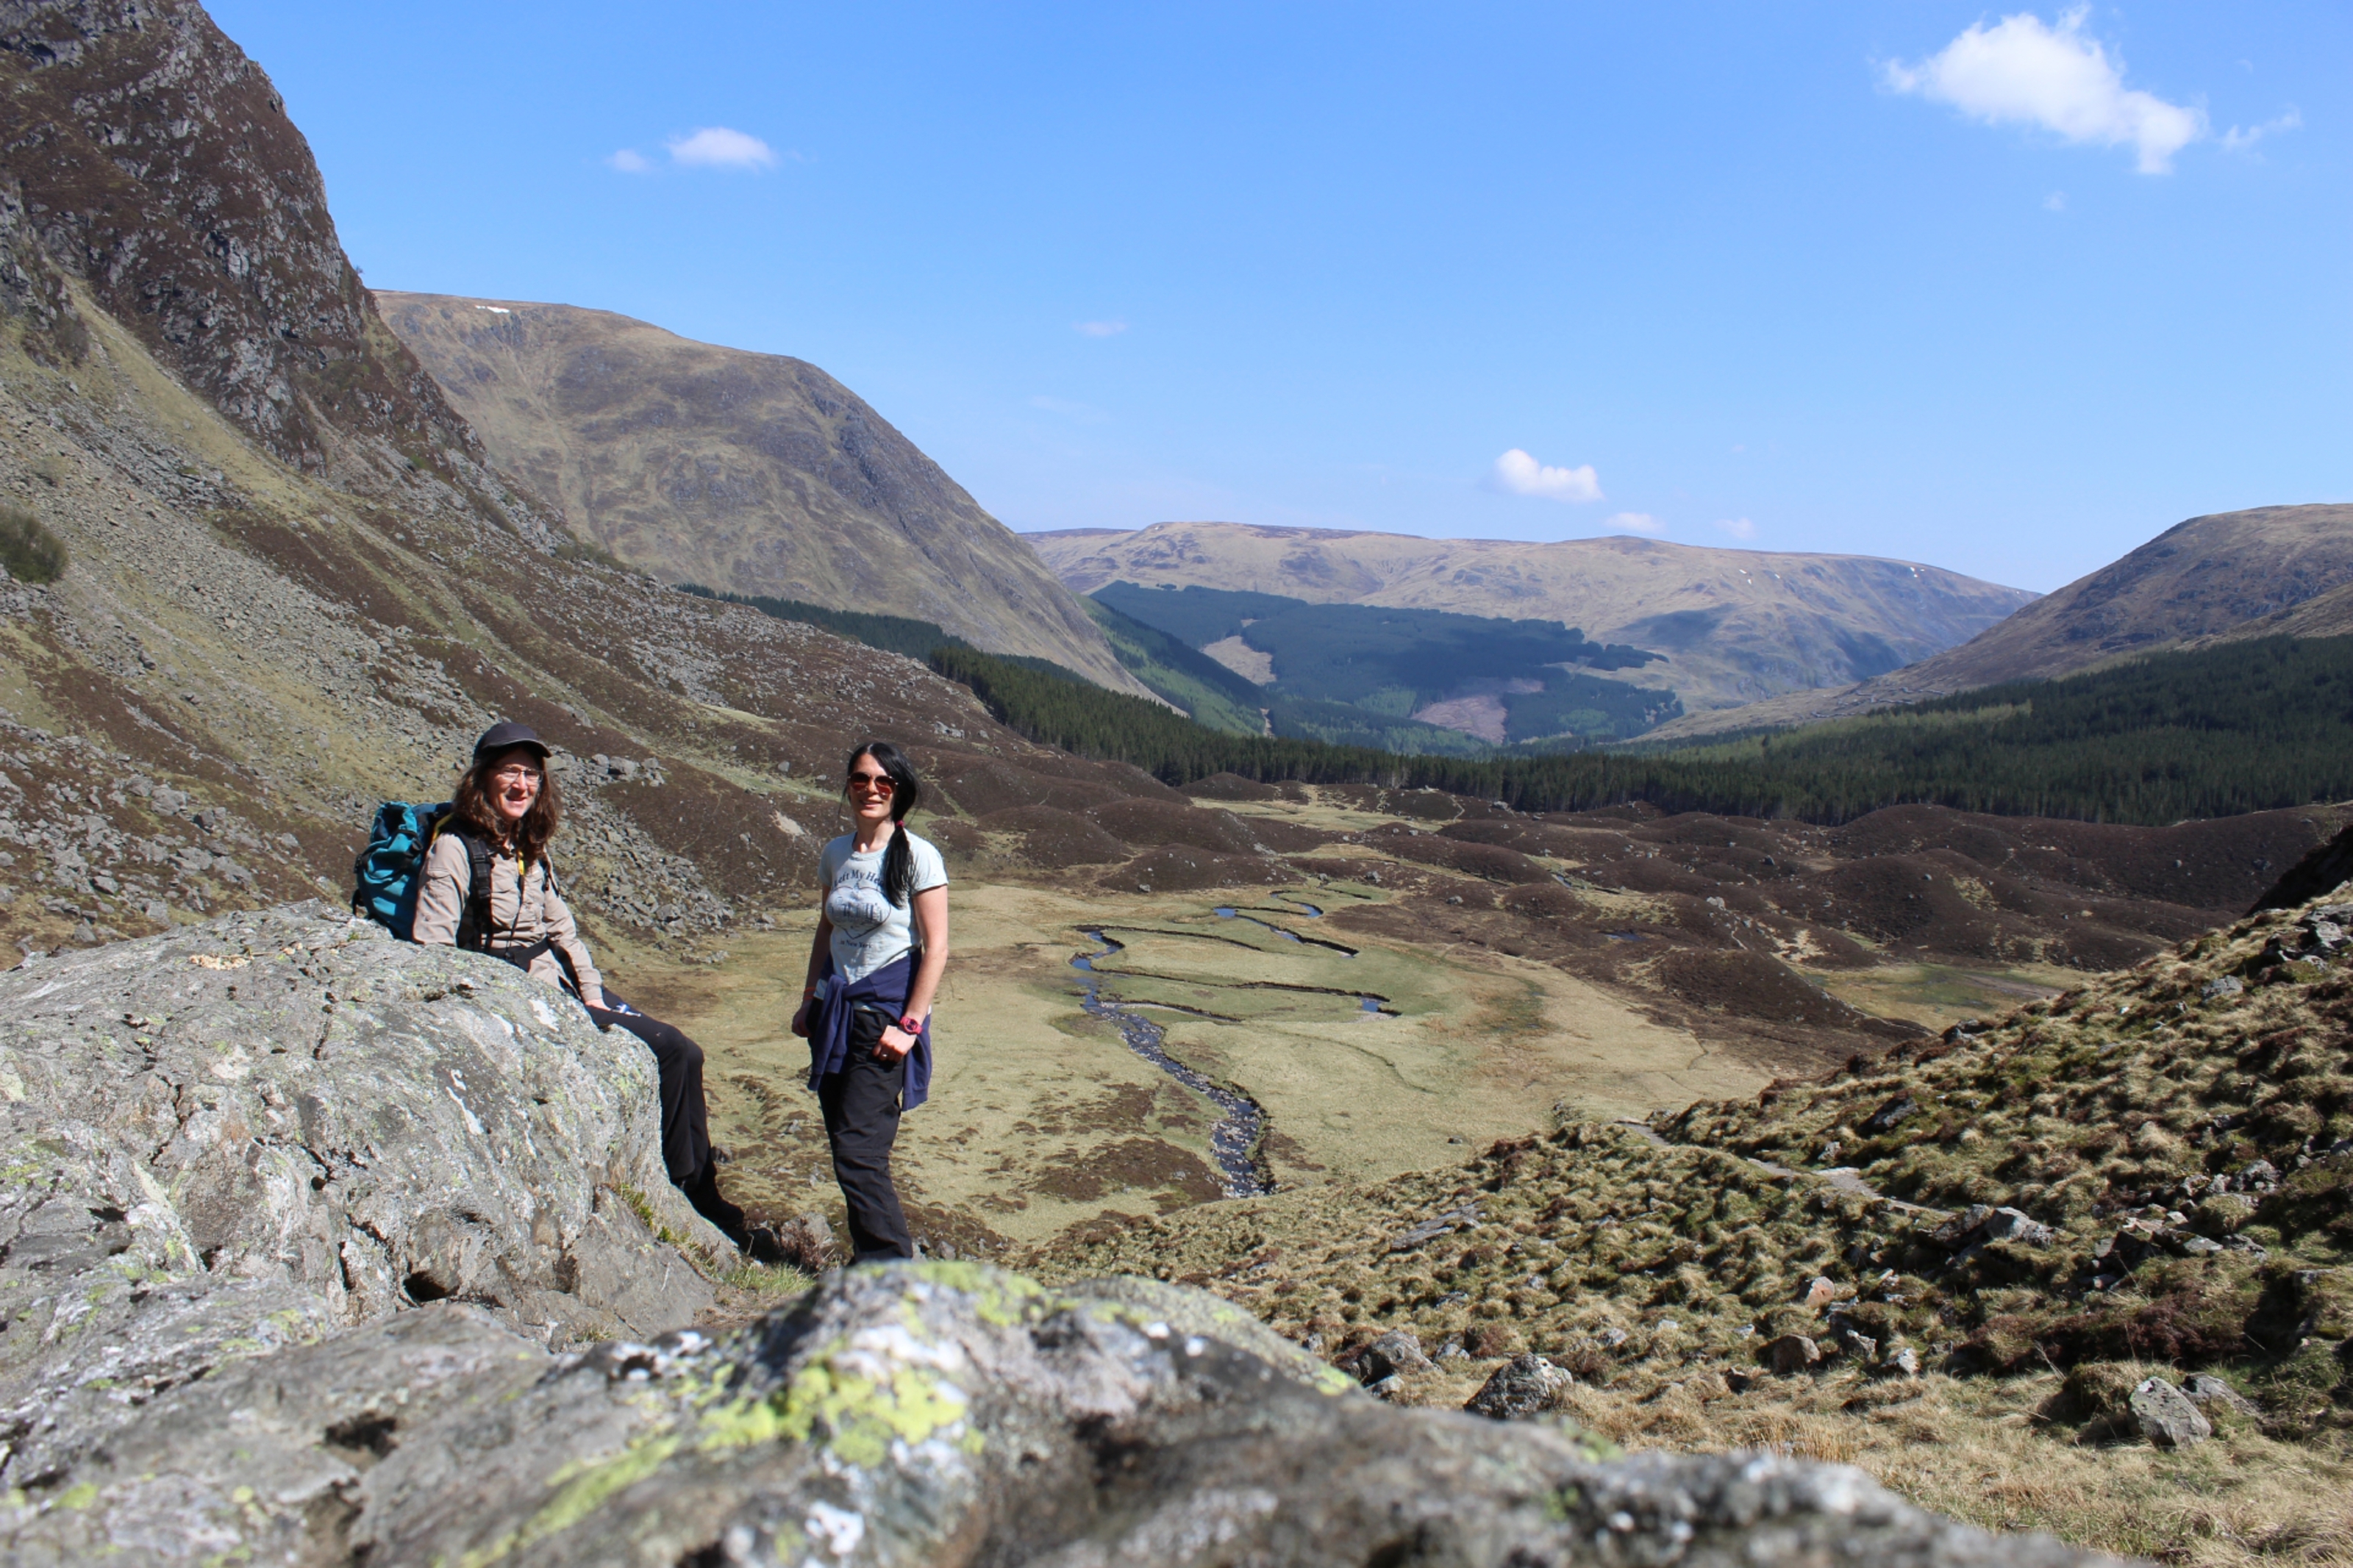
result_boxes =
[586,989,712,1188]
[818,1006,914,1263]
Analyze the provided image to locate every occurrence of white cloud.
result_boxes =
[1074,320,1127,337]
[2223,109,2301,151]
[1483,448,1602,504]
[665,126,779,170]
[2043,189,2067,211]
[1604,512,1665,536]
[607,148,651,173]
[1883,8,2204,173]
[1715,517,1757,540]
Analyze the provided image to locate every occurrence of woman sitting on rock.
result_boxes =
[414,721,751,1249]
[790,740,949,1264]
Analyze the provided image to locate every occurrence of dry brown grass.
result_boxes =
[1459,1368,2353,1567]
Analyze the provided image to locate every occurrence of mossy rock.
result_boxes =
[2190,1192,2258,1236]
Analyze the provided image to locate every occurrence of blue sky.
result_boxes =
[213,2,2343,593]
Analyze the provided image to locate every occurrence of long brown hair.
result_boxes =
[451,747,563,864]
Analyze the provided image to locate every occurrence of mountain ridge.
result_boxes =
[379,292,1143,693]
[1025,521,2036,717]
[1638,504,2353,742]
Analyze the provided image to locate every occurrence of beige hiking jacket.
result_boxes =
[412,833,604,1006]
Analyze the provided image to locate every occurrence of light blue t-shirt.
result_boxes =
[819,830,948,984]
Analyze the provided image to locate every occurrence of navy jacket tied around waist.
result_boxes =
[807,953,933,1110]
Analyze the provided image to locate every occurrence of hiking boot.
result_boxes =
[685,1163,749,1250]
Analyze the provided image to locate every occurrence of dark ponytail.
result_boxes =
[843,741,921,906]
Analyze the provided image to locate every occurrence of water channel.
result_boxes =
[1071,929,1273,1197]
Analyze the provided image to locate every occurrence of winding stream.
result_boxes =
[1211,906,1357,956]
[1071,930,1272,1197]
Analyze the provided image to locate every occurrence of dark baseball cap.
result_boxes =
[472,720,550,761]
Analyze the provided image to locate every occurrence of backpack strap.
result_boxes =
[443,824,583,995]
[432,817,501,953]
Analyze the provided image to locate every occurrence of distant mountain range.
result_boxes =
[1028,523,2035,733]
[379,293,1141,694]
[1085,583,1683,750]
[1638,504,2353,740]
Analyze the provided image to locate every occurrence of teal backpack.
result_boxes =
[351,803,526,950]
[353,801,452,939]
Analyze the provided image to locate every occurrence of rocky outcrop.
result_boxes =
[0,0,524,503]
[0,902,722,1494]
[1,1254,2114,1565]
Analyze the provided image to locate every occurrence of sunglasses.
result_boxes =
[847,772,896,793]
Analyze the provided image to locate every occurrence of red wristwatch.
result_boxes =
[898,1013,924,1037]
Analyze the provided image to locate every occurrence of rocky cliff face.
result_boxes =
[0,909,2107,1567]
[378,293,1145,693]
[0,0,526,511]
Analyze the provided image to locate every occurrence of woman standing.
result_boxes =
[790,741,949,1264]
[413,721,751,1249]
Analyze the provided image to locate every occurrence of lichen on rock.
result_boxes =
[3,1254,2116,1566]
[0,901,723,1497]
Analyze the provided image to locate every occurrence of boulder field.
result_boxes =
[0,906,2111,1564]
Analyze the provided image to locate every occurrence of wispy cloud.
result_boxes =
[1883,8,2204,173]
[607,148,651,173]
[1715,517,1757,541]
[1074,320,1128,338]
[2043,189,2067,212]
[665,126,780,170]
[1483,448,1602,504]
[2223,109,2302,152]
[1604,512,1665,536]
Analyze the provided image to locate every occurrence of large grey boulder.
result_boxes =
[0,903,722,1491]
[3,1261,2118,1566]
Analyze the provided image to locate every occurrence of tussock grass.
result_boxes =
[1035,892,2353,1564]
[0,506,67,584]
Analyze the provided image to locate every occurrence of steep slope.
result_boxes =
[1879,505,2353,690]
[1027,522,2034,715]
[379,293,1143,693]
[1643,504,2353,741]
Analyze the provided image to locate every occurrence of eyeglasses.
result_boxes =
[490,764,543,784]
[847,772,895,793]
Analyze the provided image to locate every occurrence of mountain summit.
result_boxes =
[379,293,1140,692]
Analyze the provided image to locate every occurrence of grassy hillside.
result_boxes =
[1638,504,2353,744]
[1034,893,2353,1564]
[933,634,2353,827]
[676,583,977,664]
[379,293,1145,692]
